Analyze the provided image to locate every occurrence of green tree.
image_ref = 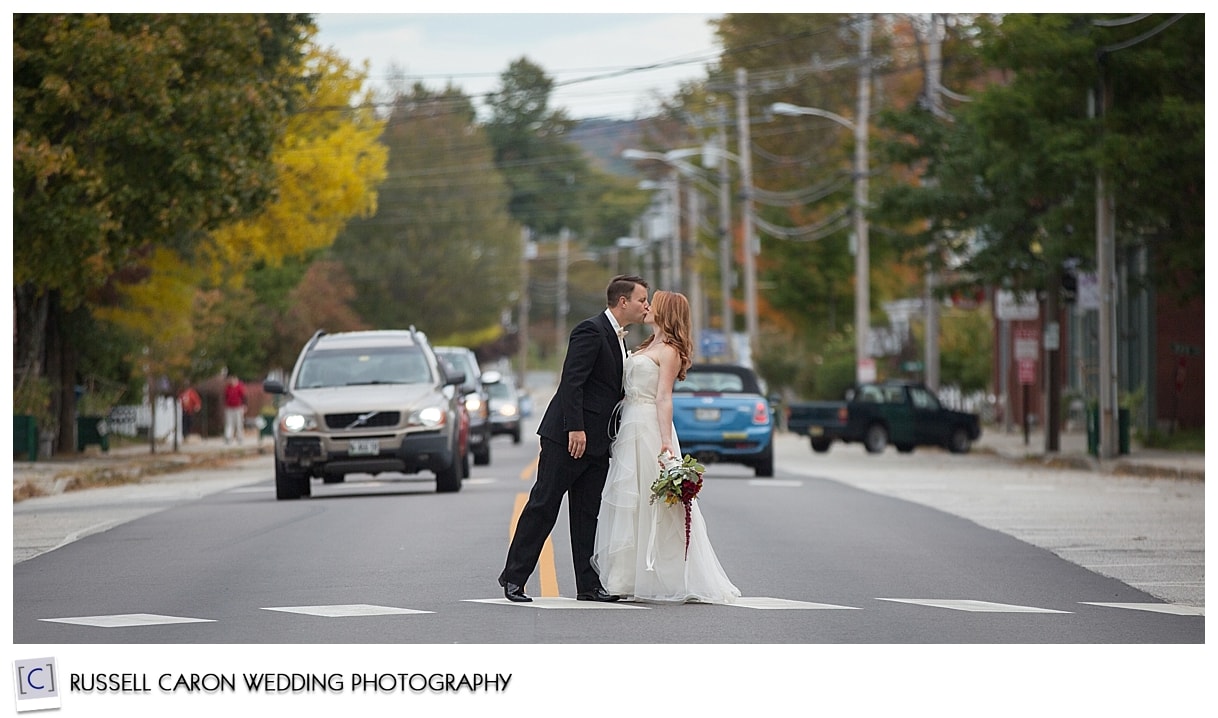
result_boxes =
[874,14,1203,301]
[333,84,522,339]
[13,13,311,450]
[485,57,595,237]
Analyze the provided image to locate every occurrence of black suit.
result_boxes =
[500,311,625,595]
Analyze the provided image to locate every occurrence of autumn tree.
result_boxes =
[191,42,388,378]
[14,13,311,449]
[874,13,1203,300]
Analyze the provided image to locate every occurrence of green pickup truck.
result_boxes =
[785,381,981,455]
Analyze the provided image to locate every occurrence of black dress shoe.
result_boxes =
[576,588,620,602]
[502,582,532,603]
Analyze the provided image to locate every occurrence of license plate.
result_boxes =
[721,432,747,440]
[694,408,720,421]
[810,426,824,437]
[349,439,380,456]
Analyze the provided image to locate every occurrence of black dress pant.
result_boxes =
[500,437,610,595]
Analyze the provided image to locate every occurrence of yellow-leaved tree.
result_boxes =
[92,40,389,441]
[205,43,388,276]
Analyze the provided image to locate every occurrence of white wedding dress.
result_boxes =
[592,353,740,604]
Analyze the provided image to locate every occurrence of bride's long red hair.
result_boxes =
[636,290,693,380]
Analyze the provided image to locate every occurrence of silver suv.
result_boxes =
[263,329,466,499]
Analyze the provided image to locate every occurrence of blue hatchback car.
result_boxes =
[672,363,774,477]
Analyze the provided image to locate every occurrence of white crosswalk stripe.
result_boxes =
[37,597,1204,627]
[876,598,1072,613]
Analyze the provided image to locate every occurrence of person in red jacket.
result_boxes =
[180,387,202,440]
[223,375,247,444]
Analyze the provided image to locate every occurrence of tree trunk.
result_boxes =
[12,283,48,382]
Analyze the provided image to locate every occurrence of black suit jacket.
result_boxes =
[537,312,625,457]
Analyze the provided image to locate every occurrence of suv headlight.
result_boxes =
[407,405,447,428]
[465,396,484,413]
[280,413,319,433]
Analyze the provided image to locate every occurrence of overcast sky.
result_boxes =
[313,13,725,120]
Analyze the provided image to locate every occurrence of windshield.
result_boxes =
[487,382,516,400]
[674,371,745,393]
[295,346,432,388]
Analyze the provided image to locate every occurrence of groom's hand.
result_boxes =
[568,431,587,459]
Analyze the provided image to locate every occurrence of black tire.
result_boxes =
[753,442,774,477]
[462,448,472,477]
[275,460,310,500]
[322,473,344,484]
[895,443,915,454]
[511,429,522,445]
[863,423,889,454]
[435,451,463,493]
[948,427,972,454]
[810,438,832,453]
[473,441,491,466]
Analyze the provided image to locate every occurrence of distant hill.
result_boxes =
[569,118,648,178]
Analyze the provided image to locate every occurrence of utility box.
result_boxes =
[14,414,38,461]
[76,415,110,452]
[1087,407,1129,456]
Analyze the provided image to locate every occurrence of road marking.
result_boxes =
[39,613,215,627]
[876,598,1072,613]
[728,597,860,610]
[1079,602,1204,616]
[746,480,803,488]
[520,456,538,481]
[262,604,432,617]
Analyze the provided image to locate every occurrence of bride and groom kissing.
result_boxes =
[498,274,739,605]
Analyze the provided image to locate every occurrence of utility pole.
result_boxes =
[1045,272,1061,453]
[668,172,682,294]
[717,109,737,363]
[922,13,943,391]
[518,227,532,384]
[556,228,569,363]
[853,14,873,383]
[1094,63,1118,459]
[686,181,704,360]
[736,67,758,365]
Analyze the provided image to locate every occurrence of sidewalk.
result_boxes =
[972,426,1205,481]
[12,431,269,501]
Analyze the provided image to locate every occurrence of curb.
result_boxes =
[12,445,268,501]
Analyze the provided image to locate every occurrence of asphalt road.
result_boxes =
[11,427,1202,645]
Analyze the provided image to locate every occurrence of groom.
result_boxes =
[498,274,650,602]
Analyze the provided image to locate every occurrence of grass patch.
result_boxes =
[1142,427,1204,452]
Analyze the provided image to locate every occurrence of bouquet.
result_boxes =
[649,452,706,559]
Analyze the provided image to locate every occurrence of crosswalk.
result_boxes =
[36,597,1203,627]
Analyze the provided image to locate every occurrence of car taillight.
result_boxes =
[837,406,848,423]
[752,401,769,424]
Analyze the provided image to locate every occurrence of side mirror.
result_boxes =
[482,370,502,385]
[263,379,286,395]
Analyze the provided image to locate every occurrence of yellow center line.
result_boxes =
[508,455,559,598]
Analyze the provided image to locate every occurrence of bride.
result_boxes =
[591,290,740,604]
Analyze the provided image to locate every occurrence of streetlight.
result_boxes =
[771,100,872,383]
[623,147,741,364]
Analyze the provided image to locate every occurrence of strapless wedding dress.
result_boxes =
[591,353,740,604]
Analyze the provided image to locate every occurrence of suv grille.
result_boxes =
[324,412,401,430]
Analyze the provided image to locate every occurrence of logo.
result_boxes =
[12,657,60,712]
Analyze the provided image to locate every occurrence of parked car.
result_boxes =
[786,381,981,454]
[671,363,774,477]
[262,329,467,499]
[482,370,523,444]
[432,346,493,467]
